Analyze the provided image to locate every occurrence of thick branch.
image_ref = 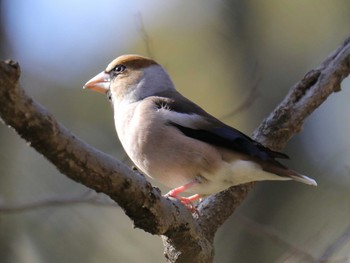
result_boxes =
[0,60,212,262]
[197,36,350,239]
[253,36,350,148]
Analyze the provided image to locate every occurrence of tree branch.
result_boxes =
[0,60,212,262]
[196,36,350,239]
[253,36,350,149]
[0,36,350,262]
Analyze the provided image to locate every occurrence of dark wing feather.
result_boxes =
[171,123,288,161]
[153,91,289,162]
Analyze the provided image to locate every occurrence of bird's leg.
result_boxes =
[178,194,201,203]
[165,181,202,211]
[166,181,198,198]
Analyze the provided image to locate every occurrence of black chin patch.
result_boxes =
[106,90,112,101]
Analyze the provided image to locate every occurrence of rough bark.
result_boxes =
[196,36,350,240]
[0,36,350,262]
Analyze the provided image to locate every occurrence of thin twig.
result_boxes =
[316,226,350,263]
[135,12,154,59]
[0,191,118,213]
[236,213,316,262]
[221,62,261,120]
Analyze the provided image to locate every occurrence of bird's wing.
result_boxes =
[152,92,288,162]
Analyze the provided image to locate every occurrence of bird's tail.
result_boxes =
[259,159,317,186]
[261,161,317,186]
[289,173,317,186]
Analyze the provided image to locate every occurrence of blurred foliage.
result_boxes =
[1,1,350,262]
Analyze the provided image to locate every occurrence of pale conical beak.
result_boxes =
[83,71,111,94]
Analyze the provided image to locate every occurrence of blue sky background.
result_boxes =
[2,1,154,82]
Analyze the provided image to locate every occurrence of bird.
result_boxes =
[83,54,317,205]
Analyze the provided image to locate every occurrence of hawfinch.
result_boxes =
[84,54,317,204]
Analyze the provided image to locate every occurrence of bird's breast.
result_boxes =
[112,100,223,190]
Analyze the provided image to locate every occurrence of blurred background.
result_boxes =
[1,1,350,262]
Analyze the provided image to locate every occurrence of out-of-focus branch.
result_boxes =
[0,191,117,213]
[136,13,154,59]
[221,62,261,120]
[317,226,350,262]
[236,213,316,261]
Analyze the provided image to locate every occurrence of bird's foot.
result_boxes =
[166,191,201,213]
[176,195,201,214]
[165,182,202,213]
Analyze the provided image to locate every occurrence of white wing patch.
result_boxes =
[157,109,209,129]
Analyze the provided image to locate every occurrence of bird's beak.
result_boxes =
[83,71,111,94]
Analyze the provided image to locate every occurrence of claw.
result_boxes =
[165,181,202,213]
[176,195,201,214]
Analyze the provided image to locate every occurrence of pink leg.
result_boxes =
[166,181,198,198]
[178,194,201,204]
[165,181,202,211]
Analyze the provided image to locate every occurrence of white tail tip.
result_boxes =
[291,174,317,186]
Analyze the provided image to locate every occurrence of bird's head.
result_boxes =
[84,54,175,103]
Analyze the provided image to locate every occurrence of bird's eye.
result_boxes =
[114,64,126,73]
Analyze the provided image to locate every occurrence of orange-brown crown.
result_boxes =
[106,54,157,72]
